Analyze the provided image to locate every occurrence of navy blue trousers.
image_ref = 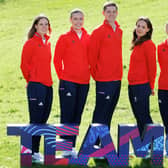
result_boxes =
[128,83,153,137]
[92,81,121,145]
[92,81,121,126]
[59,80,89,147]
[27,82,53,153]
[158,90,168,134]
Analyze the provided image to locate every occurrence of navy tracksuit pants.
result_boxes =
[128,83,153,137]
[158,90,168,134]
[92,81,121,126]
[158,90,168,153]
[92,81,121,145]
[59,80,89,147]
[27,82,53,154]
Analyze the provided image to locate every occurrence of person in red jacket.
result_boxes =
[20,15,53,163]
[128,17,156,137]
[54,9,90,158]
[89,2,122,146]
[157,23,168,156]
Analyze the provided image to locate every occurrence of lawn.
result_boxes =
[1,0,168,167]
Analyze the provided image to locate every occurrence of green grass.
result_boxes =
[1,0,168,167]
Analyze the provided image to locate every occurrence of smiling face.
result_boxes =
[35,18,49,36]
[103,6,118,23]
[135,20,150,38]
[70,12,84,31]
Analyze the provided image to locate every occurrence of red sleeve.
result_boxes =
[20,41,33,83]
[86,34,91,70]
[145,41,157,90]
[53,35,65,79]
[157,44,162,69]
[88,29,101,79]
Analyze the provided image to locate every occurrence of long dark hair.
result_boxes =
[131,17,153,50]
[28,14,51,39]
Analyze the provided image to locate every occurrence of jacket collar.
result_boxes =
[162,39,168,47]
[70,27,87,35]
[103,20,120,29]
[34,32,50,41]
[166,39,168,46]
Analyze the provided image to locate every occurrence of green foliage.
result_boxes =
[0,0,168,167]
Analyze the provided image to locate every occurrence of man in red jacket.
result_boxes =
[89,2,123,146]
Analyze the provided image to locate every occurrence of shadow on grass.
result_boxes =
[22,158,165,168]
[133,158,164,168]
[94,158,165,168]
[24,165,88,168]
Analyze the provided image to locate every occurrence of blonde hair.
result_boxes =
[70,8,84,18]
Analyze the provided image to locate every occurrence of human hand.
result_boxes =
[151,89,155,96]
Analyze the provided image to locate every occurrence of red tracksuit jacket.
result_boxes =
[54,27,90,84]
[20,32,53,86]
[158,39,168,90]
[128,40,156,89]
[89,20,123,81]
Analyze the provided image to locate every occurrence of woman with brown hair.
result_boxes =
[20,14,53,163]
[128,17,157,137]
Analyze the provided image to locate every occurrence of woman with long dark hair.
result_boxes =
[20,15,53,163]
[128,17,157,137]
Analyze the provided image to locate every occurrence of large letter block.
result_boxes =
[7,124,79,167]
[7,123,164,167]
[119,124,164,166]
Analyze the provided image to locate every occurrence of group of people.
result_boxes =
[20,1,168,164]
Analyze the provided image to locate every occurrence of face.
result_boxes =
[136,20,149,38]
[103,6,118,23]
[35,18,49,36]
[166,23,168,35]
[70,12,84,30]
